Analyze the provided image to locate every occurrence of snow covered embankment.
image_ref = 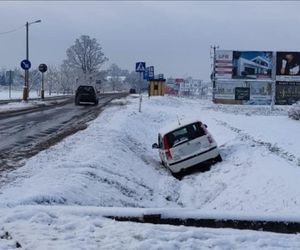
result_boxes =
[0,96,300,216]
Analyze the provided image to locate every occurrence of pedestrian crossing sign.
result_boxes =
[135,62,146,72]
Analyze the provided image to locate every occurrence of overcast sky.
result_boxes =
[1,1,300,80]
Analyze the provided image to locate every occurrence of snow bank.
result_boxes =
[0,95,300,216]
[0,88,65,100]
[0,206,300,250]
[288,102,300,120]
[0,95,300,248]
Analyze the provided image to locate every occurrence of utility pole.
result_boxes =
[211,45,219,103]
[139,71,143,112]
[23,21,29,101]
[9,70,12,99]
[271,51,276,111]
[22,20,41,101]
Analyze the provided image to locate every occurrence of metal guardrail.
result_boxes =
[0,93,128,119]
[107,213,300,234]
[0,95,73,105]
[0,96,74,119]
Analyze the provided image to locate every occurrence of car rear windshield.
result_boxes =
[166,122,206,148]
[78,86,95,94]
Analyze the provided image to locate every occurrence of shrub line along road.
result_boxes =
[0,94,73,105]
[0,93,127,173]
[0,96,74,119]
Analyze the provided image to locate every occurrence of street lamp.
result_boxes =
[23,19,41,101]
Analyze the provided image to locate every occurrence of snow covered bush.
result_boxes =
[288,102,300,120]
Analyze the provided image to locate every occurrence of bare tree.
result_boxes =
[13,68,24,88]
[60,62,78,94]
[107,63,124,91]
[125,71,147,90]
[46,65,61,95]
[29,69,41,93]
[64,35,108,79]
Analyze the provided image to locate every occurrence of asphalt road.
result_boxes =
[0,93,126,172]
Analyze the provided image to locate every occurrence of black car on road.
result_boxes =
[75,85,99,105]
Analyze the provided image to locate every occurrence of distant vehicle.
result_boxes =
[152,119,222,179]
[75,85,99,105]
[129,88,137,94]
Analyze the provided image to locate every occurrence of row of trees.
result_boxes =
[1,35,146,94]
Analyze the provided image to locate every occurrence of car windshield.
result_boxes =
[166,122,206,148]
[78,86,95,94]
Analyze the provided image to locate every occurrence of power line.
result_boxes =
[0,25,24,35]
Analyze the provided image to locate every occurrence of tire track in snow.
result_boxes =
[215,119,300,166]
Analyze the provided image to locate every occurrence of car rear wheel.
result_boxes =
[172,172,183,180]
[75,96,80,105]
[215,154,222,162]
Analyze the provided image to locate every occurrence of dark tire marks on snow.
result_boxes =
[215,119,300,166]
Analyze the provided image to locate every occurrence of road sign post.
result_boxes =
[38,63,47,100]
[7,70,14,99]
[21,59,31,101]
[135,62,146,112]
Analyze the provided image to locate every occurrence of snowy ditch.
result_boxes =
[0,96,300,222]
[0,95,300,247]
[0,96,299,212]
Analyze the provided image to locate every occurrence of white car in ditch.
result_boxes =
[152,119,222,178]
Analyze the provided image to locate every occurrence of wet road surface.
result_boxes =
[0,93,126,171]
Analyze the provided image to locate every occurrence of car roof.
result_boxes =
[78,85,95,88]
[159,119,203,137]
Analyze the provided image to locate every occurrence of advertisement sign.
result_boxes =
[216,80,272,104]
[215,80,244,99]
[275,81,300,105]
[235,87,250,101]
[215,50,233,79]
[276,52,300,81]
[247,81,272,104]
[232,51,273,79]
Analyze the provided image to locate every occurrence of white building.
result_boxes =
[236,56,270,78]
[179,78,204,96]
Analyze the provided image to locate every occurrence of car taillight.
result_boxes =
[163,136,172,160]
[207,135,213,144]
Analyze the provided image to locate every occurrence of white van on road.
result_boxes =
[152,119,222,178]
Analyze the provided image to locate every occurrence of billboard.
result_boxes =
[214,49,300,104]
[215,80,244,99]
[216,80,272,104]
[215,50,233,79]
[232,51,273,79]
[275,81,300,105]
[276,52,300,81]
[246,81,272,105]
[235,87,250,101]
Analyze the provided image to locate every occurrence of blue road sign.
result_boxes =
[148,66,154,80]
[158,74,164,80]
[143,69,149,80]
[20,59,31,70]
[136,62,146,72]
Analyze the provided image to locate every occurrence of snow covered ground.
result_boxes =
[0,94,299,249]
[0,88,65,100]
[0,88,69,113]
